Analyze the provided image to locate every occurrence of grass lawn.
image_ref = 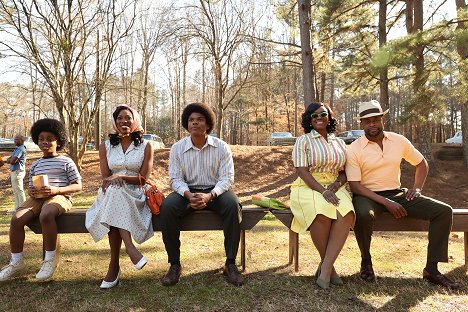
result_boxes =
[0,211,466,312]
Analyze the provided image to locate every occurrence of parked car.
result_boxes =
[77,137,95,151]
[24,137,42,152]
[445,131,462,144]
[267,132,296,146]
[336,130,364,144]
[143,134,165,149]
[0,136,41,152]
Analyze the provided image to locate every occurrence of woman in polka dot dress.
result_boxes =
[86,104,154,289]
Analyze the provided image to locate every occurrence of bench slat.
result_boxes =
[270,208,468,272]
[271,208,468,232]
[26,206,268,234]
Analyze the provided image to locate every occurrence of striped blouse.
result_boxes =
[292,130,347,175]
[168,135,234,197]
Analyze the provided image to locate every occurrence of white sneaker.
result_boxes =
[0,260,25,281]
[35,258,57,281]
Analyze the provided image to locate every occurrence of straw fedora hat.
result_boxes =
[354,100,389,120]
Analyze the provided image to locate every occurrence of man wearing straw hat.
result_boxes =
[345,100,459,290]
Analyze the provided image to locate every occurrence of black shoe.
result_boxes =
[360,264,375,282]
[423,269,460,290]
[161,264,181,286]
[223,264,244,286]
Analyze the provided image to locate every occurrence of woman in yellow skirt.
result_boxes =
[290,102,355,289]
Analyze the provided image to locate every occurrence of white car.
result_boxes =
[445,131,462,144]
[0,136,41,152]
[24,137,42,152]
[143,134,165,149]
[267,132,296,146]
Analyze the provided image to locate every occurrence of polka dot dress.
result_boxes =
[85,140,153,244]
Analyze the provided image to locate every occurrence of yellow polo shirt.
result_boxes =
[345,131,424,192]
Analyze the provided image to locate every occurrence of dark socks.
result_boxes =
[171,261,181,266]
[225,258,235,265]
[425,261,440,275]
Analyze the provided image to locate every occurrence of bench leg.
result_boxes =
[241,230,246,272]
[294,232,299,272]
[465,232,467,271]
[288,230,299,272]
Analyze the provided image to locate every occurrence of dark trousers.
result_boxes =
[160,188,242,263]
[353,189,453,263]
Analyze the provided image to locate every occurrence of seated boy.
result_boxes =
[0,118,82,281]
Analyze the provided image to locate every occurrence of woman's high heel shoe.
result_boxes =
[331,275,344,286]
[315,261,323,279]
[316,277,330,289]
[100,269,121,289]
[134,256,148,270]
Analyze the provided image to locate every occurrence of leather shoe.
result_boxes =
[223,264,244,286]
[360,264,375,282]
[161,264,181,286]
[423,269,459,290]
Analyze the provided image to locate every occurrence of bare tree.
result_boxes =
[185,0,258,137]
[0,0,137,169]
[136,3,173,130]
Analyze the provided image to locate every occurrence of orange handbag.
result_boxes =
[139,174,165,215]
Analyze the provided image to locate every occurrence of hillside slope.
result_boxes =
[0,145,467,207]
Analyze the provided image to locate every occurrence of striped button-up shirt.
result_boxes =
[169,135,234,197]
[292,130,346,175]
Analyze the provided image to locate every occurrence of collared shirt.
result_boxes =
[168,135,234,197]
[292,130,346,175]
[345,131,424,191]
[10,144,27,171]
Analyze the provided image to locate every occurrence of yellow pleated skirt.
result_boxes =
[289,172,355,234]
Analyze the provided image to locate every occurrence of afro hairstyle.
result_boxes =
[30,118,68,151]
[181,103,216,134]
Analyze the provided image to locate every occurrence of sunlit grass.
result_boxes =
[0,215,466,312]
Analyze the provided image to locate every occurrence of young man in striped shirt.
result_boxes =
[160,103,243,287]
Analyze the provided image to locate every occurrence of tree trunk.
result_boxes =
[298,0,317,107]
[456,0,468,166]
[406,0,435,174]
[379,0,390,129]
[320,72,326,103]
[214,60,224,137]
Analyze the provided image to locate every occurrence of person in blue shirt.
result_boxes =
[0,135,27,211]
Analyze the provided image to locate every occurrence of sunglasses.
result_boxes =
[311,111,328,119]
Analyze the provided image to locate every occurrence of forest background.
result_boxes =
[0,0,466,170]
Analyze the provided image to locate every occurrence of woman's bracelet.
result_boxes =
[321,189,329,195]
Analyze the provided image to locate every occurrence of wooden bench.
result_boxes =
[25,206,268,271]
[271,208,468,272]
